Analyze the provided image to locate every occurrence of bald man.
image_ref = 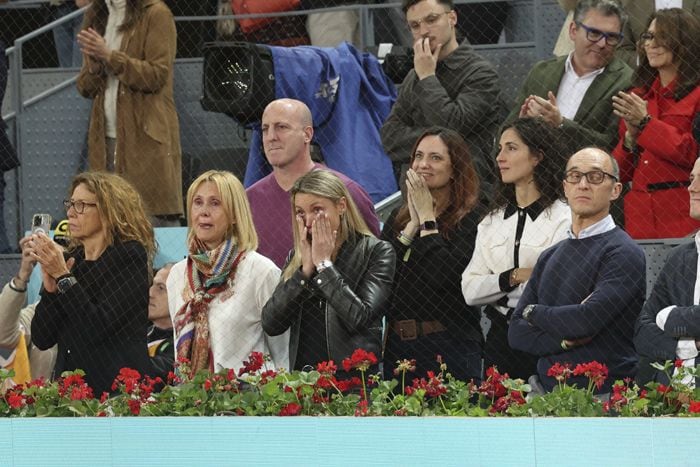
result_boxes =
[508,148,645,394]
[246,98,380,268]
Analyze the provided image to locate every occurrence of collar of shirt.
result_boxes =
[566,214,615,239]
[564,52,606,80]
[503,198,546,221]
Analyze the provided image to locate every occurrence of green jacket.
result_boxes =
[506,55,633,153]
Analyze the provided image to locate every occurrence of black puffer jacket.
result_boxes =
[262,234,395,369]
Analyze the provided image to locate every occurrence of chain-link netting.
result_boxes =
[0,0,698,397]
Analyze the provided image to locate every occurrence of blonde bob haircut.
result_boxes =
[69,171,156,263]
[283,170,373,280]
[186,170,258,252]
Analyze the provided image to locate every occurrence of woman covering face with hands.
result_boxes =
[381,127,485,382]
[29,172,155,395]
[262,170,395,376]
[611,8,700,239]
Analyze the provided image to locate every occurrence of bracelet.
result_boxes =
[9,278,27,293]
[560,340,570,350]
[397,231,413,246]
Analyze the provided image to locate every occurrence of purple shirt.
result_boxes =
[247,164,381,268]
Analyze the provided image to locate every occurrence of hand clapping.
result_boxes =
[612,91,648,135]
[77,27,111,62]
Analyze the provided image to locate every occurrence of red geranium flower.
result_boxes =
[341,349,378,372]
[278,402,302,416]
[238,351,265,376]
[547,362,572,382]
[573,361,608,390]
[7,392,23,409]
[689,400,700,413]
[317,360,338,376]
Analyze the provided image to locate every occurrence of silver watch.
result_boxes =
[316,260,333,273]
[522,304,536,322]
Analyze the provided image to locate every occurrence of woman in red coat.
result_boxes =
[612,8,700,239]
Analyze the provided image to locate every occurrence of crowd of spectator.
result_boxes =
[0,0,699,399]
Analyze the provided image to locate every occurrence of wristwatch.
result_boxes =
[522,304,536,322]
[419,220,438,231]
[56,274,78,294]
[315,260,333,273]
[636,114,651,131]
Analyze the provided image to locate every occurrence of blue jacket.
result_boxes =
[243,42,397,203]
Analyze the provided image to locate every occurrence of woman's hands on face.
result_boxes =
[406,169,435,223]
[296,215,314,279]
[311,212,336,269]
[77,28,111,62]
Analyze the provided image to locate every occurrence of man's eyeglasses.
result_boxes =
[564,170,618,185]
[407,11,450,32]
[63,199,98,214]
[575,21,623,46]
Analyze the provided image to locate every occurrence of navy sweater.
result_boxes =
[508,227,645,392]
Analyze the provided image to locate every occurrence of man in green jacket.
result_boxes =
[506,0,633,154]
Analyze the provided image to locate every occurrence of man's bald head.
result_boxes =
[263,98,313,128]
[261,98,315,170]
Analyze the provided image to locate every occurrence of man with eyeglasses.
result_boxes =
[506,0,633,154]
[508,147,645,395]
[617,0,700,68]
[381,0,504,188]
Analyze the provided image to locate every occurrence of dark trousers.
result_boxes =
[483,307,538,381]
[384,330,482,383]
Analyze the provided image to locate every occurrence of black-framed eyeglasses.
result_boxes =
[564,170,618,185]
[407,11,450,32]
[63,199,98,214]
[575,21,623,46]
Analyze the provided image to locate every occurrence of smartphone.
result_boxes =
[31,213,52,235]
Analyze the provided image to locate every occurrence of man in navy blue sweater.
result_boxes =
[508,147,645,393]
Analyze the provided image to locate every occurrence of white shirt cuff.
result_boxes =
[677,338,699,360]
[656,305,676,330]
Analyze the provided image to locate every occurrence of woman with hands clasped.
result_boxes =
[462,118,570,381]
[29,172,155,395]
[382,127,485,382]
[76,0,182,225]
[262,170,395,376]
[611,8,700,239]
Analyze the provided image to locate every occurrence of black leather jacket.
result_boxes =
[262,234,396,369]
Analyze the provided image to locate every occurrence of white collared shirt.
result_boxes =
[655,0,682,9]
[566,214,616,240]
[654,231,700,386]
[556,53,606,120]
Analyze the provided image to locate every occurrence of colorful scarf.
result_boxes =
[174,237,244,376]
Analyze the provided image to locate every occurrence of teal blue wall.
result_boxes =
[0,418,698,466]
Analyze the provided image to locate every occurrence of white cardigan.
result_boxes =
[462,199,571,314]
[167,251,289,373]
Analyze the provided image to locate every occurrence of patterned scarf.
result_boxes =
[174,237,244,376]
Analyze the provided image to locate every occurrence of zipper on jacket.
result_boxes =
[323,298,331,361]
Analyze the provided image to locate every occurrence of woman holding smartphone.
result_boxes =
[30,172,155,394]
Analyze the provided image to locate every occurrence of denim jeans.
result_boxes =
[50,3,83,68]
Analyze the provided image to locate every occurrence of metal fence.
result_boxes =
[0,1,697,396]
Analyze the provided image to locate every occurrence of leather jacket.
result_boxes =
[262,234,396,369]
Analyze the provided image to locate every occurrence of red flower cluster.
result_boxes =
[110,368,163,415]
[354,399,369,417]
[547,362,573,383]
[491,390,526,414]
[238,352,266,376]
[278,402,302,416]
[405,371,447,398]
[342,349,378,373]
[478,367,508,399]
[58,373,94,401]
[572,361,608,391]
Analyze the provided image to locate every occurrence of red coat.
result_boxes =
[613,78,700,239]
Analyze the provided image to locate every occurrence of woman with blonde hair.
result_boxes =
[30,172,156,394]
[167,170,287,376]
[262,170,395,375]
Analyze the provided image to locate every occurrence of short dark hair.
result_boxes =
[402,0,454,14]
[573,0,627,31]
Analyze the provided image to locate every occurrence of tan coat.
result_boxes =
[76,0,183,216]
[0,283,57,382]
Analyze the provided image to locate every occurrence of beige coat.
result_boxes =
[76,0,183,216]
[0,283,56,381]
